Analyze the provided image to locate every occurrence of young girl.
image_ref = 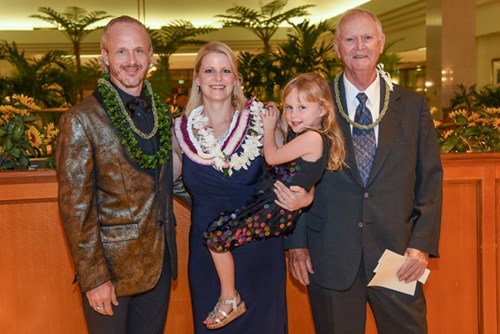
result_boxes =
[202,72,346,329]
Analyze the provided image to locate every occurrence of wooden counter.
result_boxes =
[1,153,499,333]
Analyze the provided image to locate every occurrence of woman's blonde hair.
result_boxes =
[184,41,246,116]
[281,72,346,171]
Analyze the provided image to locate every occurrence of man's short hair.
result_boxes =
[100,16,150,50]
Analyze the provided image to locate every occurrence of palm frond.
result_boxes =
[150,20,216,57]
[215,0,312,52]
[260,0,288,16]
[30,7,111,43]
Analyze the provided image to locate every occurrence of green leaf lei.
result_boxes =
[97,74,172,169]
[333,71,391,130]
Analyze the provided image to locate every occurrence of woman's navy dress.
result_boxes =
[182,152,288,334]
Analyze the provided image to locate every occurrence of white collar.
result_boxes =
[343,74,381,118]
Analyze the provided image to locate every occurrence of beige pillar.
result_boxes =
[426,0,476,110]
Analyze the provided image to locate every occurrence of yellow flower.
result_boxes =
[430,106,439,115]
[13,94,40,111]
[448,109,468,119]
[480,118,491,126]
[494,119,500,130]
[0,105,29,116]
[433,119,442,128]
[485,107,500,115]
[468,112,481,122]
[0,105,20,114]
[170,105,180,114]
[27,126,42,148]
[443,130,454,139]
[46,122,55,133]
[44,122,59,143]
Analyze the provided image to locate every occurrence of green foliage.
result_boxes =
[235,9,400,101]
[216,0,313,52]
[149,20,216,100]
[30,7,111,44]
[449,84,479,110]
[223,0,315,101]
[30,6,111,102]
[238,19,342,101]
[377,40,403,75]
[0,95,58,170]
[238,51,278,101]
[0,40,103,107]
[275,20,341,84]
[0,41,72,107]
[150,20,216,59]
[80,58,105,91]
[449,83,500,111]
[476,84,500,108]
[433,84,500,153]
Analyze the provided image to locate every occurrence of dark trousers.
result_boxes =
[307,258,427,334]
[82,250,172,334]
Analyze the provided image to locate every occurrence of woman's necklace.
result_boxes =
[333,64,393,130]
[98,75,172,169]
[175,98,264,176]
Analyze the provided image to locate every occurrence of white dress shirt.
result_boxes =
[343,74,381,146]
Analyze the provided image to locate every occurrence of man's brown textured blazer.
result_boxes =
[56,95,177,296]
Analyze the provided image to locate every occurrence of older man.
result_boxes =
[286,8,443,334]
[56,16,176,334]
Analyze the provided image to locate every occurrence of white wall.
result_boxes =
[476,0,500,86]
[477,32,500,86]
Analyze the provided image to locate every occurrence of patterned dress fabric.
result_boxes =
[204,132,330,253]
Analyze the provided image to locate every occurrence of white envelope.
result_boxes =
[368,249,430,296]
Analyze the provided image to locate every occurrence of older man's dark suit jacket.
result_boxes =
[285,75,443,290]
[57,95,177,296]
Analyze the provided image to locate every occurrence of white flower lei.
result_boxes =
[176,98,264,176]
[187,106,240,160]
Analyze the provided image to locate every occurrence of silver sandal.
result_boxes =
[206,292,247,330]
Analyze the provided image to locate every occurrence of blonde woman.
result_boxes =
[172,42,313,333]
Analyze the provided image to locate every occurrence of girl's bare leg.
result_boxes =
[204,249,241,325]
